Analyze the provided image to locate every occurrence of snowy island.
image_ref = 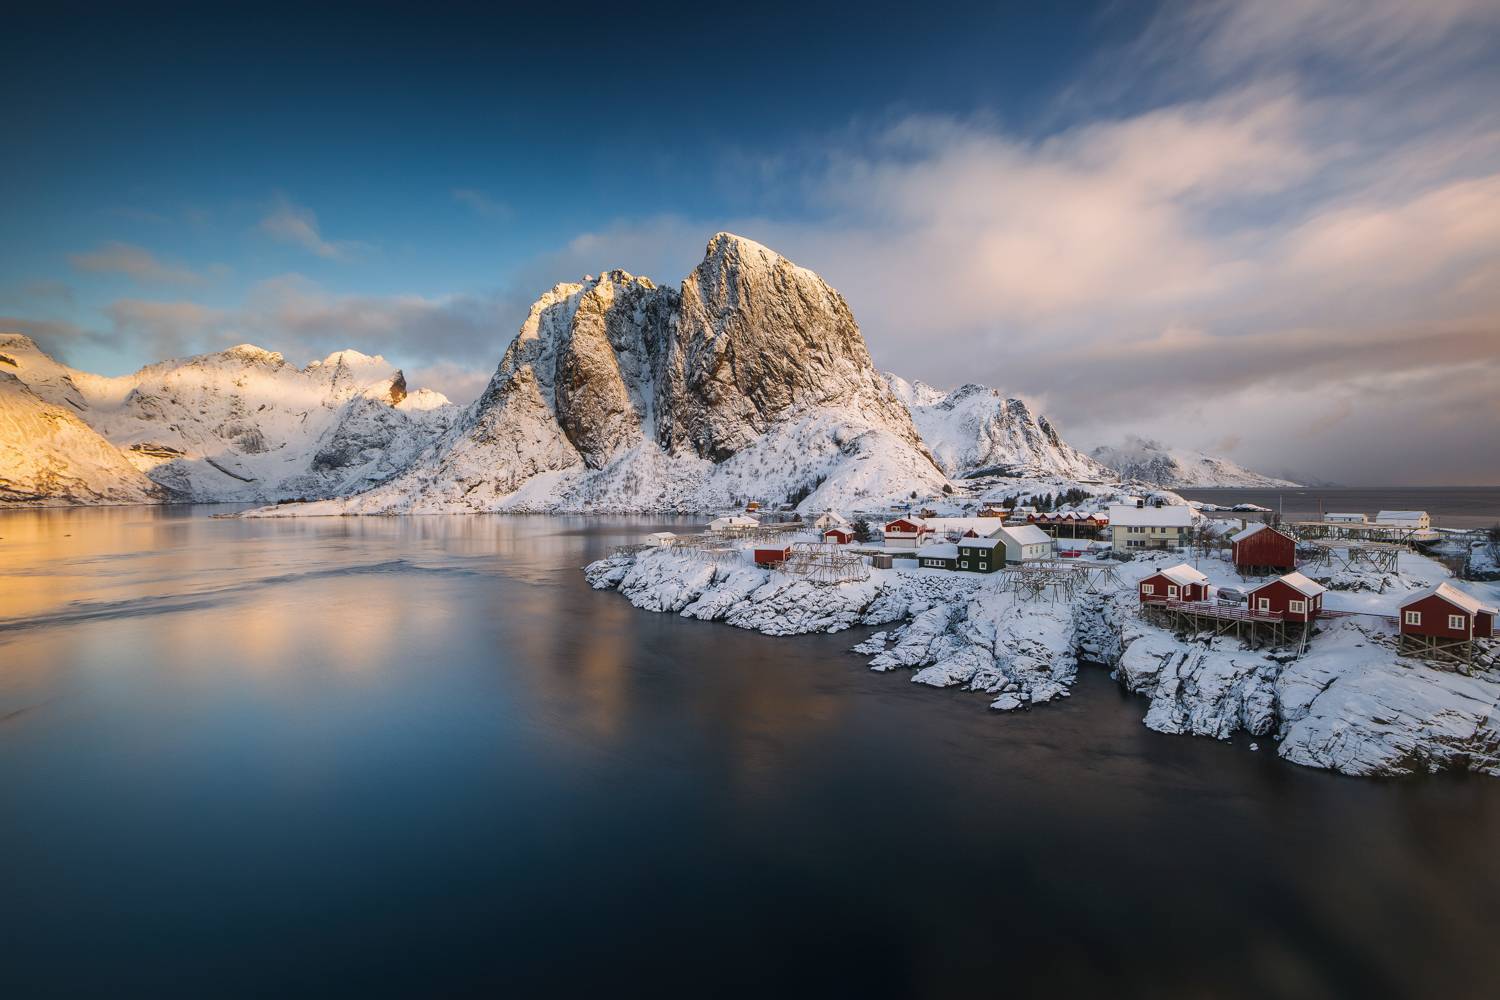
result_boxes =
[587,515,1500,779]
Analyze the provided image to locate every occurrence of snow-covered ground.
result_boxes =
[586,542,1500,778]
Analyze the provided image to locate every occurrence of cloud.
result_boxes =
[257,195,360,260]
[452,188,512,221]
[69,241,204,284]
[105,299,228,359]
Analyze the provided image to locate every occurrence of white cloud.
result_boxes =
[452,188,512,221]
[257,195,360,260]
[69,242,205,284]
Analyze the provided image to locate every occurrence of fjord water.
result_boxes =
[2,508,1497,998]
[1176,486,1500,529]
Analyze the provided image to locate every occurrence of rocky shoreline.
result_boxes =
[586,548,1500,778]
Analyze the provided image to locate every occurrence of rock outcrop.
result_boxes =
[307,233,947,514]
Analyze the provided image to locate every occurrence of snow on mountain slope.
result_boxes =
[1091,434,1300,488]
[0,334,458,504]
[885,376,1113,481]
[0,371,162,506]
[279,234,947,515]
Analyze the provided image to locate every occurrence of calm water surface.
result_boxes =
[2,506,1498,998]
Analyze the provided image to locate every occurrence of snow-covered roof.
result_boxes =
[957,536,1005,550]
[918,543,959,559]
[1000,524,1052,546]
[1229,522,1291,543]
[709,514,759,528]
[1401,582,1496,616]
[1253,571,1326,598]
[645,531,676,541]
[923,517,1001,537]
[1325,512,1366,521]
[1150,563,1208,587]
[1377,510,1427,520]
[885,516,928,530]
[1106,503,1196,527]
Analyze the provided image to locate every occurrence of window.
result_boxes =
[1258,598,1270,612]
[1404,610,1421,626]
[1142,584,1154,595]
[1289,600,1305,614]
[978,562,987,570]
[1448,614,1466,630]
[1168,586,1179,598]
[960,560,969,569]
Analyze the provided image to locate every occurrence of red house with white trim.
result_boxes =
[823,528,854,545]
[1138,564,1210,604]
[882,517,930,548]
[1247,572,1326,622]
[1399,583,1496,640]
[1230,523,1296,574]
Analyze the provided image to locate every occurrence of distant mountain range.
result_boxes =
[1090,434,1301,488]
[0,234,1296,510]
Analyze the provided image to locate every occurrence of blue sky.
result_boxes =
[4,1,1499,484]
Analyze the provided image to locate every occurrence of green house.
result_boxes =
[956,537,1004,573]
[917,543,958,570]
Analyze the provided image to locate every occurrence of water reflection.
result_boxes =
[1,506,1498,998]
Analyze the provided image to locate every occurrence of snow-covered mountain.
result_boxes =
[0,333,457,504]
[1090,435,1300,488]
[887,375,1113,482]
[287,233,947,515]
[0,371,163,506]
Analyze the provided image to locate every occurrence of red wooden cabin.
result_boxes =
[1247,572,1325,622]
[1399,583,1496,639]
[1230,523,1296,574]
[1138,564,1209,604]
[753,545,793,568]
[823,528,854,545]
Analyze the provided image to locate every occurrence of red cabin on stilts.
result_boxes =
[1246,572,1326,622]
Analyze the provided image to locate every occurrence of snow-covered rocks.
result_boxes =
[591,542,1500,779]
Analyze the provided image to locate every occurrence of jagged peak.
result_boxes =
[222,344,285,363]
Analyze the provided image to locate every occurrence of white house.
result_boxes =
[708,514,759,532]
[996,524,1053,563]
[1376,510,1431,529]
[644,531,677,546]
[1106,503,1197,551]
[1325,512,1367,524]
[812,512,850,531]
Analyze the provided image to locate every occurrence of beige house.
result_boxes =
[1107,503,1196,551]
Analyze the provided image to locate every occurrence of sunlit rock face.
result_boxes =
[312,233,947,514]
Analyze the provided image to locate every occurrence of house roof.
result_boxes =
[918,543,959,559]
[885,516,928,530]
[1255,571,1327,598]
[1107,504,1196,527]
[957,536,1005,550]
[710,514,758,527]
[1230,522,1293,543]
[1377,510,1427,520]
[1150,563,1209,587]
[923,517,1001,537]
[1402,582,1497,616]
[1000,524,1052,546]
[645,531,676,540]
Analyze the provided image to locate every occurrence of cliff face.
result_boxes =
[0,371,162,506]
[322,234,946,514]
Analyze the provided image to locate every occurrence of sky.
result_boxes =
[3,0,1498,486]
